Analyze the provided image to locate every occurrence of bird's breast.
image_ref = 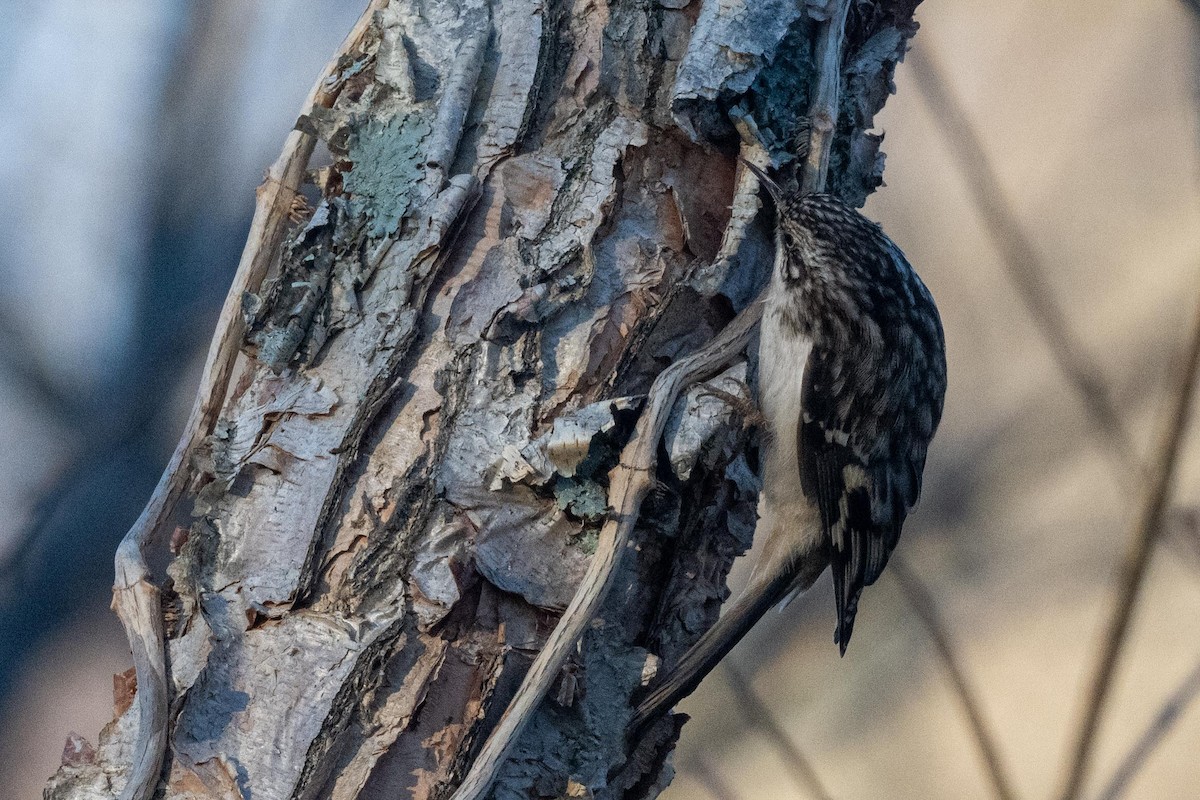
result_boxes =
[757,297,813,510]
[751,297,823,589]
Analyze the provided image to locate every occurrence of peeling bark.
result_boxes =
[46,1,921,798]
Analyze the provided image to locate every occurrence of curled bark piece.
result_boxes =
[106,7,389,799]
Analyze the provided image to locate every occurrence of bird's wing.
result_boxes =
[798,338,939,653]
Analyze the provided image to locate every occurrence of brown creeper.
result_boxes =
[632,163,946,728]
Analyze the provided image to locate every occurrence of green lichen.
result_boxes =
[344,113,432,238]
[572,527,600,556]
[554,477,608,522]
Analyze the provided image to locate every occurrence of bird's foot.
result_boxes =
[698,383,767,429]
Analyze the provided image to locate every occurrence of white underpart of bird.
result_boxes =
[751,236,823,603]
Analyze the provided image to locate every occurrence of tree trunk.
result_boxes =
[45,1,920,798]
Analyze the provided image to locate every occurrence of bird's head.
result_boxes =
[740,159,811,283]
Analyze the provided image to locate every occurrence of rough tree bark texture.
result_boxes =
[46,1,919,798]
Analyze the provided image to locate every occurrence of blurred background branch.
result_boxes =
[687,755,744,800]
[0,310,87,434]
[1056,276,1200,800]
[0,0,243,705]
[910,36,1200,800]
[906,47,1137,470]
[1096,655,1200,800]
[724,665,833,800]
[890,557,1018,800]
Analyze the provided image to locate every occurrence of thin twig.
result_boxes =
[889,557,1018,800]
[1094,656,1200,800]
[802,0,852,194]
[724,665,833,800]
[1056,291,1200,800]
[906,47,1137,469]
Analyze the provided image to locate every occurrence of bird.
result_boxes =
[631,161,947,731]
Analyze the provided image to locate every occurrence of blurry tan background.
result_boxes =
[2,1,1199,798]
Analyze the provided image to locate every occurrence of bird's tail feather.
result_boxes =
[630,568,798,734]
[832,568,862,656]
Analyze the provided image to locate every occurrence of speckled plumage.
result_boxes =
[772,191,946,651]
[632,173,946,732]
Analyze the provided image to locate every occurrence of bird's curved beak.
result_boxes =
[739,158,783,204]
